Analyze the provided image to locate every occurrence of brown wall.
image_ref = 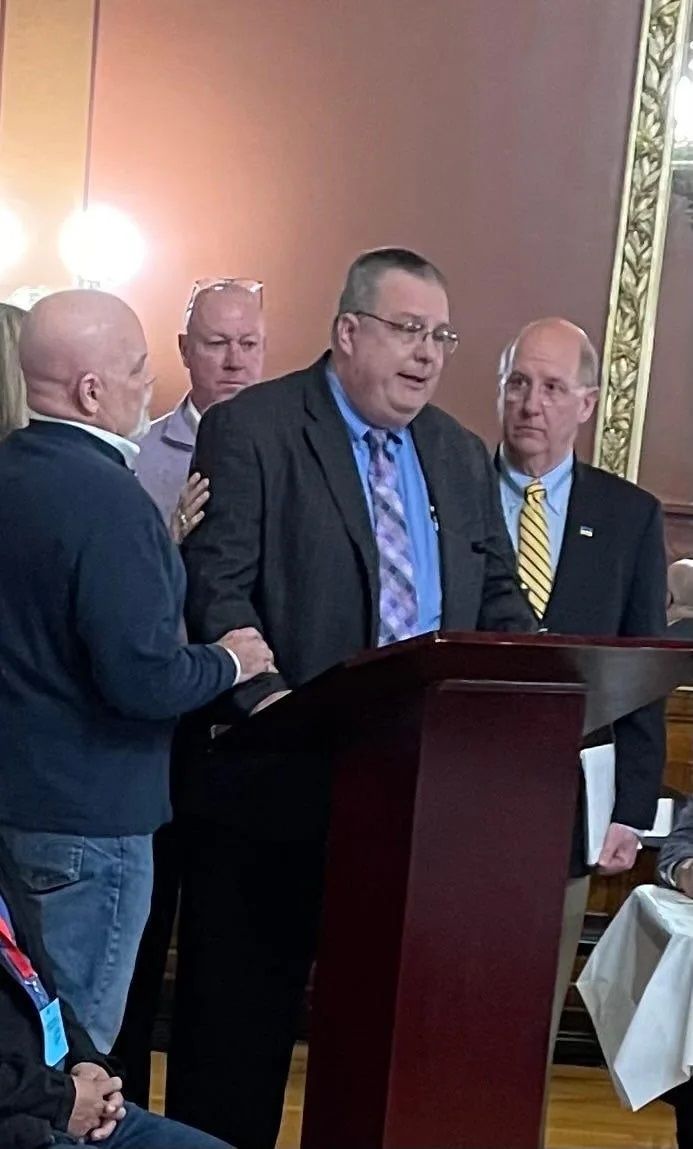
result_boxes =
[86,0,642,439]
[0,0,96,291]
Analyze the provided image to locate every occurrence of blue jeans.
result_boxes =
[0,828,153,1053]
[49,1102,232,1147]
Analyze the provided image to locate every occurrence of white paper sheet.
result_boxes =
[581,743,615,865]
[643,797,675,841]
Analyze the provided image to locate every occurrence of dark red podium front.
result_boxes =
[234,632,693,1149]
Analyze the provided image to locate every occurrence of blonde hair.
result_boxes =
[0,303,27,439]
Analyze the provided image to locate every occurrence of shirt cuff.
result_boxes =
[621,824,644,841]
[218,645,241,684]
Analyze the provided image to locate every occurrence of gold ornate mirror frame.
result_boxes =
[593,0,693,480]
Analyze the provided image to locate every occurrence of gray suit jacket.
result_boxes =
[183,354,538,718]
[659,798,693,884]
[178,355,538,834]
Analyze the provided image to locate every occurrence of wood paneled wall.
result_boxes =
[665,506,693,561]
[587,689,692,919]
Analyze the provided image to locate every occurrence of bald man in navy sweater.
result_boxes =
[0,290,273,1054]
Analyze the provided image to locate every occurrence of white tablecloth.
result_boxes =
[578,884,693,1110]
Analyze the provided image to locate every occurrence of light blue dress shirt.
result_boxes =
[326,367,442,635]
[497,447,574,573]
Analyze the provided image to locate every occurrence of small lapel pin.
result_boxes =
[579,525,593,538]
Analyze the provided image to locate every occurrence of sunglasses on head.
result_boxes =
[184,277,263,323]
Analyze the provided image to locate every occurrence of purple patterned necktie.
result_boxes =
[365,429,419,645]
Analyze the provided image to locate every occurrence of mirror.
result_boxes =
[593,0,693,556]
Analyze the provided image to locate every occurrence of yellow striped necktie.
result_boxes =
[517,480,553,618]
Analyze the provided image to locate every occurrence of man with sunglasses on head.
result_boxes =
[495,317,667,1076]
[113,279,266,1108]
[167,247,537,1149]
[136,278,266,538]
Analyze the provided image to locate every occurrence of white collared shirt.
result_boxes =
[185,397,202,430]
[27,410,141,470]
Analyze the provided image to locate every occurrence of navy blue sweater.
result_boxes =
[0,421,237,836]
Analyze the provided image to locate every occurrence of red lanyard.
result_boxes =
[0,911,38,983]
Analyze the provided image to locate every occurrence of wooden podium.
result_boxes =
[232,632,693,1149]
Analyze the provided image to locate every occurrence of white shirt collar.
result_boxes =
[185,396,202,429]
[27,410,141,469]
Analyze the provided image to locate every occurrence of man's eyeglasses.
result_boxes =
[354,311,459,357]
[502,372,590,407]
[184,277,263,323]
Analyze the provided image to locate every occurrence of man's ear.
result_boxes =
[75,372,102,417]
[578,387,600,425]
[334,313,358,356]
[178,333,190,369]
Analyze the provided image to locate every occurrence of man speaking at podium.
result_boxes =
[168,247,537,1149]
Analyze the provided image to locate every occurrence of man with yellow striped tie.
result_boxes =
[495,316,667,1065]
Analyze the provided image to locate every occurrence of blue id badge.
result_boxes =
[40,998,69,1067]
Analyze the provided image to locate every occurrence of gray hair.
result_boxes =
[0,303,28,439]
[336,247,447,318]
[498,323,600,390]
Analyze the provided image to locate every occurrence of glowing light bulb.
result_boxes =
[59,204,146,287]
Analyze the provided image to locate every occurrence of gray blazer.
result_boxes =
[183,354,538,720]
[178,354,537,835]
[659,798,693,885]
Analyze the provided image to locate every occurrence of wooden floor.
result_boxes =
[151,1046,677,1147]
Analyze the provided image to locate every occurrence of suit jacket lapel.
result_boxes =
[410,410,461,629]
[302,358,379,622]
[410,406,447,505]
[544,461,601,629]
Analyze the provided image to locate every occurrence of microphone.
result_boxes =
[470,539,548,632]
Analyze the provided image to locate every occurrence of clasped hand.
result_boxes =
[69,1062,126,1142]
